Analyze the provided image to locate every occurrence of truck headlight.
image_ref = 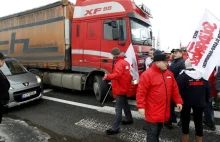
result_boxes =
[131,80,138,85]
[36,76,42,84]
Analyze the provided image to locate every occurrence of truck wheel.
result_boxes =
[93,75,108,102]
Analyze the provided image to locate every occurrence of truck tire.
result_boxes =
[93,75,108,102]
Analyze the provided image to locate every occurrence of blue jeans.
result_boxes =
[204,98,215,126]
[112,95,133,131]
[146,121,163,142]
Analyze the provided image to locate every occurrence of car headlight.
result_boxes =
[36,76,42,84]
[10,87,14,90]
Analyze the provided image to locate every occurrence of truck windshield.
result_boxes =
[0,59,27,76]
[130,18,152,46]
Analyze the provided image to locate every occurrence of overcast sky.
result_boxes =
[0,0,219,51]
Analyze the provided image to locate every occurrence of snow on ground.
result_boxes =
[0,117,50,142]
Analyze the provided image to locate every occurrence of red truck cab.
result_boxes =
[71,0,153,99]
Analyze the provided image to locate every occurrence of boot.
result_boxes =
[182,134,189,142]
[196,136,202,142]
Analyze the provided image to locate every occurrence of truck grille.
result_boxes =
[138,52,148,58]
[13,86,41,102]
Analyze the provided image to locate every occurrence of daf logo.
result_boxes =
[23,82,29,86]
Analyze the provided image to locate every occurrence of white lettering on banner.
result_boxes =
[187,10,220,80]
[125,44,139,82]
[73,2,125,18]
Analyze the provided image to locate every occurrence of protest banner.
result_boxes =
[187,10,220,80]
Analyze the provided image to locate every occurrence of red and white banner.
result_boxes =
[187,10,220,80]
[125,44,139,82]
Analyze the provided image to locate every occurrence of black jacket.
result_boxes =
[0,70,10,104]
[177,68,211,107]
[169,57,185,79]
[215,67,220,93]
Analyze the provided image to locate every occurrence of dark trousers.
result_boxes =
[0,104,3,124]
[112,95,133,131]
[146,121,163,142]
[181,106,204,136]
[169,100,177,122]
[204,99,215,126]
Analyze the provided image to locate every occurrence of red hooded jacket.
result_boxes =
[136,64,183,123]
[105,56,132,97]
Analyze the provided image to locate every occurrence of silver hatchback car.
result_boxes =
[0,57,43,108]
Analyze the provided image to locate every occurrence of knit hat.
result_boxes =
[0,52,6,60]
[185,58,192,68]
[153,54,168,62]
[174,49,183,53]
[153,49,162,56]
[111,47,120,56]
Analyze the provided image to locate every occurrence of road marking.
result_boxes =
[43,89,53,93]
[43,89,220,119]
[42,96,144,119]
[113,100,220,119]
[176,118,220,135]
[43,96,220,134]
[75,118,172,142]
[42,96,101,110]
[75,118,220,142]
[113,99,136,106]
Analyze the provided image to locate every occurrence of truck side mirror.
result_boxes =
[147,38,152,45]
[111,20,117,28]
[111,20,119,40]
[112,28,119,40]
[150,31,153,40]
[104,19,113,26]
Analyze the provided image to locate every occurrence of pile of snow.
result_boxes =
[0,118,50,142]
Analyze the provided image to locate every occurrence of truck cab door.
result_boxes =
[81,20,102,70]
[101,18,129,73]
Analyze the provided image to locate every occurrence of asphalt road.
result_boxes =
[3,88,220,142]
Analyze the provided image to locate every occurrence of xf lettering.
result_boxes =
[188,21,217,66]
[85,6,112,16]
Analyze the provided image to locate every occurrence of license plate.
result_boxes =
[22,91,37,99]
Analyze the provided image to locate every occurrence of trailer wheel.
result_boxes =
[93,75,108,102]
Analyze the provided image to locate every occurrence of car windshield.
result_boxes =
[0,59,27,76]
[130,18,152,45]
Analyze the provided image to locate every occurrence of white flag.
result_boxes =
[125,44,139,82]
[156,30,161,50]
[187,10,220,80]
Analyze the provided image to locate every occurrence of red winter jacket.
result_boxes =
[105,56,132,97]
[209,71,216,97]
[136,64,183,123]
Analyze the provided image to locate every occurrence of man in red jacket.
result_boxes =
[136,54,183,142]
[103,48,133,135]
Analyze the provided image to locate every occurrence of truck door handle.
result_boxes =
[102,59,108,63]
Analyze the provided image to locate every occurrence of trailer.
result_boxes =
[0,0,153,102]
